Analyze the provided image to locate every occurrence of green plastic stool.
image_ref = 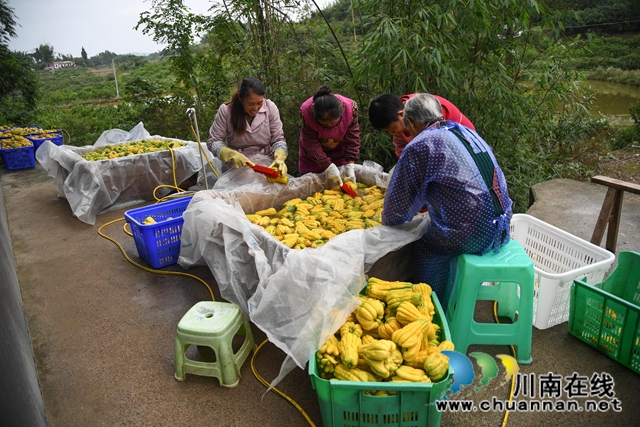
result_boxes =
[174,301,255,388]
[445,239,534,364]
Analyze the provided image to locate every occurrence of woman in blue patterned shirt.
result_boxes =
[381,93,513,309]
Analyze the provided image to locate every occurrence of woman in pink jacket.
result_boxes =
[207,77,288,174]
[298,84,360,183]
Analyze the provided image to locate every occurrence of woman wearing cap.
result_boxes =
[298,84,360,185]
[207,77,288,175]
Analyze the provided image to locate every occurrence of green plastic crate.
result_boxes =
[568,251,640,375]
[309,291,453,427]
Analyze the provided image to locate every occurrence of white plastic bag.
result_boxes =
[93,121,150,146]
[178,163,430,388]
[36,122,204,225]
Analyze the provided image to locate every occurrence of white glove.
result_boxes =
[343,163,356,184]
[325,163,343,187]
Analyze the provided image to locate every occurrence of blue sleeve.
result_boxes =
[382,143,430,226]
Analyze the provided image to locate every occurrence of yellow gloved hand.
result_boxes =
[269,147,288,176]
[218,146,254,168]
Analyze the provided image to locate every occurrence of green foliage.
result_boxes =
[586,67,640,86]
[89,50,118,67]
[571,35,640,73]
[358,130,396,172]
[136,0,218,97]
[116,55,148,72]
[1,0,17,45]
[35,103,143,147]
[559,2,640,34]
[0,0,39,123]
[0,50,40,121]
[31,43,55,64]
[81,47,88,67]
[127,59,173,87]
[631,100,640,124]
[613,100,640,149]
[612,125,638,149]
[122,77,164,104]
[352,0,598,211]
[38,68,118,105]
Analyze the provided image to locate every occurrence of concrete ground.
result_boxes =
[1,164,639,427]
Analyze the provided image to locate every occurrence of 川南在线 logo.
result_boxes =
[441,351,519,397]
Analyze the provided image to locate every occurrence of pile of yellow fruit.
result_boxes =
[142,216,173,225]
[27,133,60,140]
[1,135,33,149]
[246,184,385,249]
[266,170,289,184]
[0,127,57,138]
[81,139,186,161]
[316,277,453,393]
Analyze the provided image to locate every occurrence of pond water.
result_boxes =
[582,80,640,124]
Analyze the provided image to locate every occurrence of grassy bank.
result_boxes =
[570,34,640,86]
[586,67,640,87]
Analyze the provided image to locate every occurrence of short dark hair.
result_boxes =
[368,93,404,130]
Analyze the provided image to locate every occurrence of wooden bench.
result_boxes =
[590,175,640,253]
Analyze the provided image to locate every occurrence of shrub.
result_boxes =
[612,125,638,150]
[35,103,143,146]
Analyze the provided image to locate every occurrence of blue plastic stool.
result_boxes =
[174,301,255,387]
[445,239,534,364]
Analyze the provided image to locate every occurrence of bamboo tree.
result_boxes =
[353,0,591,211]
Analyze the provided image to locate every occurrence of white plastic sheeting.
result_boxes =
[36,122,206,225]
[178,162,429,388]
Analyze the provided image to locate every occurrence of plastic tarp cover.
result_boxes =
[178,162,429,388]
[36,122,205,225]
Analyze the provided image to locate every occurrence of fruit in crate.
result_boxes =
[246,184,385,248]
[423,351,450,382]
[1,135,33,149]
[316,277,453,389]
[28,132,60,140]
[81,139,186,161]
[143,216,157,225]
[0,127,45,137]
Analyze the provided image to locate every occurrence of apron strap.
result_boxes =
[448,126,504,217]
[448,126,508,252]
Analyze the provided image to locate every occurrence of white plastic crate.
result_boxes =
[510,214,615,330]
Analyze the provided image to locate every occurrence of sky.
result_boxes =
[7,0,334,58]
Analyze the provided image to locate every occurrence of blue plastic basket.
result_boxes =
[27,133,63,151]
[124,196,193,268]
[0,145,36,171]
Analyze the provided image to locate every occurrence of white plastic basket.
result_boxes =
[510,214,616,330]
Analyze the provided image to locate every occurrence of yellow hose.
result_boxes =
[97,217,215,301]
[97,142,316,426]
[188,122,220,179]
[250,339,317,427]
